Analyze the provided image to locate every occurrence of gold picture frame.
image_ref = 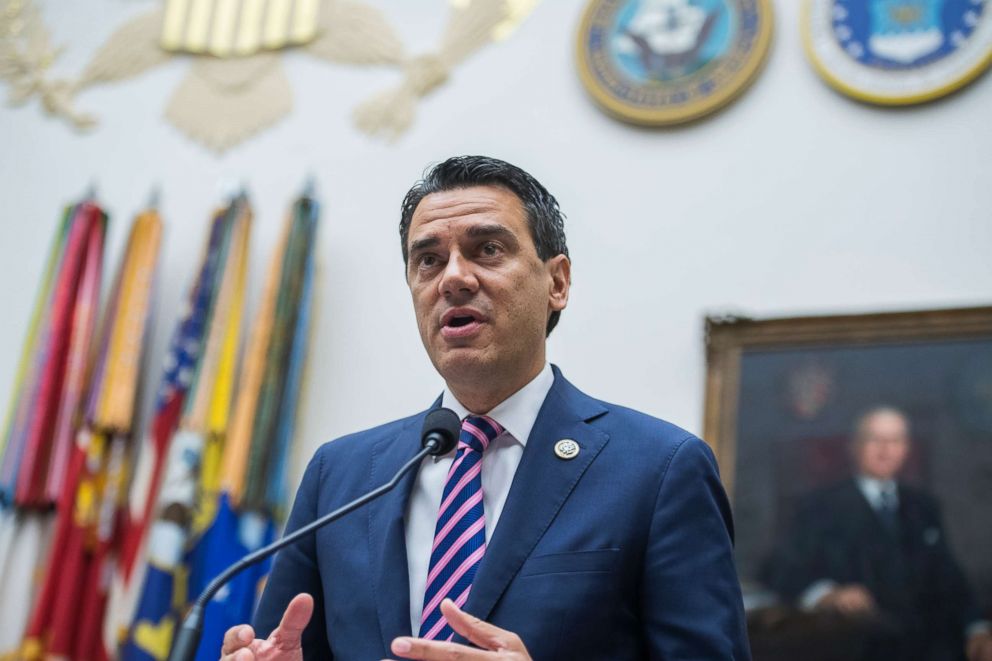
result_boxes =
[702,305,992,500]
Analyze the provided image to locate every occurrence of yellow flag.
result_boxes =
[220,213,290,501]
[96,211,162,432]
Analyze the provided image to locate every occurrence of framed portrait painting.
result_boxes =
[703,306,992,612]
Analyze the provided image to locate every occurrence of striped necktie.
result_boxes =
[419,415,504,641]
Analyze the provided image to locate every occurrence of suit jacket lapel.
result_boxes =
[368,418,424,650]
[463,369,609,624]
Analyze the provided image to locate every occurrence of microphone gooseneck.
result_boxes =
[167,407,463,661]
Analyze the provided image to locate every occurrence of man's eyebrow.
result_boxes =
[408,224,518,254]
[409,236,440,254]
[465,224,518,241]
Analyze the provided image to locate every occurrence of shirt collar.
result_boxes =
[441,362,554,448]
[856,475,898,508]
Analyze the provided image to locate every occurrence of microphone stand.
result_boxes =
[167,442,438,661]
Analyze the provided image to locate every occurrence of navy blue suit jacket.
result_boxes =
[254,367,750,660]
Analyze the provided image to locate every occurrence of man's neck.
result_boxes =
[446,361,546,414]
[857,473,896,485]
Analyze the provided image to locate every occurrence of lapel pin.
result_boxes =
[554,439,580,460]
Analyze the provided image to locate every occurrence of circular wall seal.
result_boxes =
[575,0,774,125]
[803,0,992,105]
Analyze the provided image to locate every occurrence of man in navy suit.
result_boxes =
[221,156,750,660]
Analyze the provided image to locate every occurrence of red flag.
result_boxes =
[15,205,102,507]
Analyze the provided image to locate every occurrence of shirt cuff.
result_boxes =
[798,580,837,611]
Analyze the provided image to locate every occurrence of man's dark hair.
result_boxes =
[400,155,570,336]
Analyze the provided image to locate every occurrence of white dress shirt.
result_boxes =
[855,475,899,512]
[404,363,554,635]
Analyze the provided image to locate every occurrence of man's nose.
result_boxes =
[439,253,478,298]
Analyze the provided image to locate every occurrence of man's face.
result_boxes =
[853,411,910,480]
[405,185,569,395]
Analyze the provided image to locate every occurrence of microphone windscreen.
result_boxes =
[422,408,461,455]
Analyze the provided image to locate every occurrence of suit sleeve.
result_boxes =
[640,436,751,660]
[253,451,332,658]
[760,494,832,604]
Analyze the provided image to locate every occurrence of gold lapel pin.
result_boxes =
[554,439,580,460]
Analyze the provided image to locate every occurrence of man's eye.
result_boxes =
[481,242,501,257]
[418,254,439,268]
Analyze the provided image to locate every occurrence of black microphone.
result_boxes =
[167,407,462,661]
[420,407,460,456]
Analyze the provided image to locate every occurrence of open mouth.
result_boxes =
[440,308,484,338]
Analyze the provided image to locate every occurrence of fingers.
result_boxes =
[221,624,255,656]
[850,585,875,612]
[221,593,313,659]
[966,632,992,661]
[440,599,524,651]
[386,601,529,660]
[840,586,874,614]
[388,636,493,660]
[815,586,875,615]
[269,593,315,649]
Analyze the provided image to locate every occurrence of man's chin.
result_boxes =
[433,348,491,381]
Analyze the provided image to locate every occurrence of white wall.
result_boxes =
[2,0,990,495]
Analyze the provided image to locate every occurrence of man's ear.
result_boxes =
[547,255,570,313]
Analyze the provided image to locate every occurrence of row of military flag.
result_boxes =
[0,185,319,660]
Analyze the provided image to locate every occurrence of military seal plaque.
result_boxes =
[803,0,992,104]
[575,0,774,125]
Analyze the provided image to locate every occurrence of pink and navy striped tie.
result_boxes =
[418,415,504,641]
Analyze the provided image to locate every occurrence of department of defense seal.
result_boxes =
[575,0,774,125]
[803,0,992,104]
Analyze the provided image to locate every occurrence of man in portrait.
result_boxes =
[763,406,992,661]
[219,155,750,659]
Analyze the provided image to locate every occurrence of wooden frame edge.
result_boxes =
[701,305,992,501]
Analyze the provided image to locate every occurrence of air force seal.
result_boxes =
[803,0,992,104]
[575,0,774,125]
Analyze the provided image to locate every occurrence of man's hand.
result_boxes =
[220,593,313,660]
[967,630,992,661]
[813,584,876,615]
[385,599,531,660]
